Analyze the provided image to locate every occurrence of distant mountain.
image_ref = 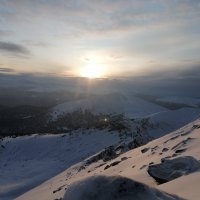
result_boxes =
[156,96,200,108]
[51,93,167,120]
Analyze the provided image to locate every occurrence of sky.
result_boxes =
[0,0,200,78]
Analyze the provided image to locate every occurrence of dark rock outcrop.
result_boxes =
[148,156,200,184]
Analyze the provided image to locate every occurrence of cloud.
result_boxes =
[0,0,200,76]
[0,67,16,73]
[0,41,30,55]
[0,30,14,37]
[177,65,200,79]
[1,0,200,35]
[22,40,50,48]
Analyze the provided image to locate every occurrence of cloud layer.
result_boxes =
[0,0,200,76]
[0,41,30,55]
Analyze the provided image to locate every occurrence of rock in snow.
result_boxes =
[148,156,200,184]
[63,176,183,200]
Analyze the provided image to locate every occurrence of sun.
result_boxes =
[80,61,103,78]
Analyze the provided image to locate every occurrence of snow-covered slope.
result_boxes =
[51,93,167,119]
[0,130,120,200]
[148,107,200,138]
[157,96,200,107]
[17,118,200,200]
[63,176,183,200]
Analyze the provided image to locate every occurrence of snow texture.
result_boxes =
[63,176,183,200]
[0,131,119,200]
[16,118,200,200]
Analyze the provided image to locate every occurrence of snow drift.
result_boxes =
[63,176,183,200]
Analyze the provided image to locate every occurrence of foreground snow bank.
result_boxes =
[148,156,200,184]
[63,176,183,200]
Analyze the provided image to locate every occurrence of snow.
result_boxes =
[51,93,167,120]
[159,172,200,200]
[148,107,200,138]
[16,118,200,200]
[63,176,183,200]
[157,96,200,107]
[0,130,120,200]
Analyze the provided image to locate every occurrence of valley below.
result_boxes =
[1,88,200,200]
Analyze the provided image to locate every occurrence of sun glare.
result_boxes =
[80,61,103,78]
